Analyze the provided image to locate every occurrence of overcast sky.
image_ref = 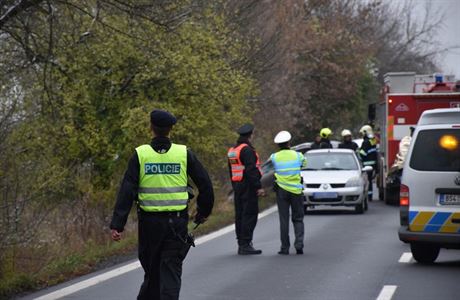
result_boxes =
[413,0,460,78]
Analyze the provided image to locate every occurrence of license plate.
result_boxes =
[313,192,338,199]
[439,194,460,205]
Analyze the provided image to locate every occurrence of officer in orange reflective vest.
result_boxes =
[228,123,265,255]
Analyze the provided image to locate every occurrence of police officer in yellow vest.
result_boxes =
[110,110,214,300]
[271,131,307,255]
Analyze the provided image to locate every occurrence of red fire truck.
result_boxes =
[373,72,460,203]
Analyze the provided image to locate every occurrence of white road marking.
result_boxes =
[376,285,397,300]
[398,252,413,263]
[33,205,278,300]
[33,261,141,300]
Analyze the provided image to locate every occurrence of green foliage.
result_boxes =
[0,273,36,300]
[1,2,257,213]
[47,10,256,189]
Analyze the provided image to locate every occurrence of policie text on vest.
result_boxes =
[145,163,181,175]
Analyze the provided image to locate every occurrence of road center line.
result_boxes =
[376,285,397,300]
[32,205,278,300]
[398,252,413,263]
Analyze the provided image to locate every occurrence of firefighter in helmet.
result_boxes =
[338,129,358,151]
[311,128,333,149]
[359,125,378,201]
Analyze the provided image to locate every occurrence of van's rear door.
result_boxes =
[406,126,460,233]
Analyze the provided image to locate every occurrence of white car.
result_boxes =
[301,149,371,214]
[399,108,460,263]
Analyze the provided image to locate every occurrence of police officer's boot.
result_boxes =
[238,242,262,255]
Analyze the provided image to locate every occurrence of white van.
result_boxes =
[399,108,460,263]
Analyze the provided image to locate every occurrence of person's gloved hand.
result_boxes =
[194,213,208,225]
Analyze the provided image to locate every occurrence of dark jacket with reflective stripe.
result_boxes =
[110,137,214,231]
[359,136,378,167]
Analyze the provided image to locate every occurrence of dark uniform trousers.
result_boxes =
[276,187,304,251]
[233,182,259,246]
[367,169,375,201]
[137,211,189,300]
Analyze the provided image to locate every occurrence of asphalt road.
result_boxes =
[22,201,460,300]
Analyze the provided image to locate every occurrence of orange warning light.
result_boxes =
[388,99,393,104]
[439,135,458,151]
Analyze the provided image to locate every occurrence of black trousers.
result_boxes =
[137,211,189,300]
[276,187,304,251]
[233,182,259,246]
[367,169,375,201]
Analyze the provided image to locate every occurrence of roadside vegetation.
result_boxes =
[0,0,443,298]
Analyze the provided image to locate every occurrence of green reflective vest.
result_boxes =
[136,143,188,212]
[271,149,306,195]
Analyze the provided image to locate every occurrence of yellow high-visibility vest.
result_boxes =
[136,143,188,212]
[271,149,306,194]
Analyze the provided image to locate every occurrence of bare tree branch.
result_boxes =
[0,0,44,29]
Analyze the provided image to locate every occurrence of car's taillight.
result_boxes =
[400,184,409,206]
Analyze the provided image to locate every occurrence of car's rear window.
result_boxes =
[410,129,460,172]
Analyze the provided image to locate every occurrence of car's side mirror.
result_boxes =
[362,166,373,172]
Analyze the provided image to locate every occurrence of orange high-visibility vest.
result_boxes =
[227,143,262,182]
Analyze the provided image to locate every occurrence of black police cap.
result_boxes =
[150,109,177,127]
[237,123,254,135]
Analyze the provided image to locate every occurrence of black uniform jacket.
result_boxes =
[110,137,214,232]
[228,137,262,190]
[338,141,358,151]
[310,141,321,150]
[320,138,333,149]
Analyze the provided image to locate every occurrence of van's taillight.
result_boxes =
[400,184,409,206]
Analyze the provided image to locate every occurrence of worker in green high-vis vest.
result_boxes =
[110,109,214,300]
[270,131,307,255]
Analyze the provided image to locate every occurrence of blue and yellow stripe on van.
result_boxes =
[409,211,460,233]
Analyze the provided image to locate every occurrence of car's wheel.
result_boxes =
[410,243,440,264]
[355,200,364,214]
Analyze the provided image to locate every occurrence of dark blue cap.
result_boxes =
[237,123,254,135]
[150,110,177,127]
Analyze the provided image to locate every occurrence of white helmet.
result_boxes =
[274,130,292,144]
[359,125,373,136]
[341,129,352,137]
